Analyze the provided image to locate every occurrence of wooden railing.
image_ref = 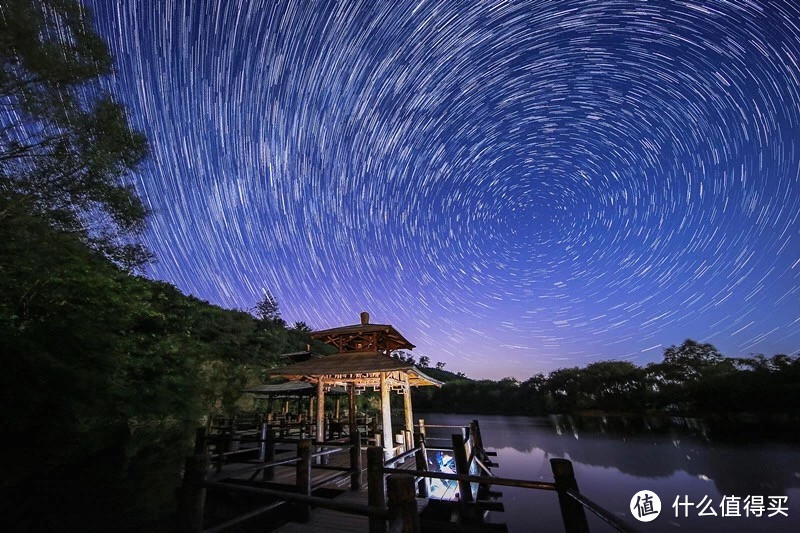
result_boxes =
[178,419,637,533]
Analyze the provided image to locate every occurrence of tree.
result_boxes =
[435,361,446,370]
[0,200,298,529]
[580,361,646,411]
[292,321,312,333]
[253,290,284,324]
[544,367,584,411]
[663,339,724,368]
[0,0,148,268]
[418,355,430,367]
[394,350,415,364]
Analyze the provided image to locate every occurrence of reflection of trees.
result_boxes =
[546,416,800,496]
[420,414,800,496]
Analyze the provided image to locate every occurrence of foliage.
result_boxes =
[253,289,283,324]
[0,201,308,528]
[0,0,149,268]
[415,339,800,416]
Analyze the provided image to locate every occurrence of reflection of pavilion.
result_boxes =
[267,311,441,459]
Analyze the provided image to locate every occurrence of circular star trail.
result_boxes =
[89,0,800,378]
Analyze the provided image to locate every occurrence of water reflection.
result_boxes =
[420,413,800,532]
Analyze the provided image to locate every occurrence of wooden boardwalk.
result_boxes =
[274,489,427,533]
[185,418,636,533]
[210,444,358,486]
[209,444,425,532]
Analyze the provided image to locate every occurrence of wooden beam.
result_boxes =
[380,372,393,460]
[402,373,414,440]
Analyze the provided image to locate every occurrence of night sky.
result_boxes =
[87,0,800,379]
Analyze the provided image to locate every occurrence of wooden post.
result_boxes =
[451,433,473,503]
[402,376,414,446]
[258,421,268,461]
[551,459,589,533]
[193,427,207,455]
[367,446,386,533]
[316,380,326,464]
[387,474,420,533]
[280,417,288,438]
[316,381,325,442]
[296,439,313,522]
[263,428,276,481]
[413,432,429,498]
[348,383,358,440]
[335,397,341,420]
[310,396,316,422]
[470,419,492,466]
[380,372,393,460]
[418,419,426,443]
[472,419,482,447]
[215,436,225,474]
[371,412,379,435]
[283,399,289,415]
[350,429,363,490]
[177,454,209,533]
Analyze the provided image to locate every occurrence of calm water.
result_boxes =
[418,413,800,532]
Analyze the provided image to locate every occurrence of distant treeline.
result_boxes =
[411,340,800,417]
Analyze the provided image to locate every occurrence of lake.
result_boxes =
[417,412,800,532]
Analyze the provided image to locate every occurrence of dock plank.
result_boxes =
[274,488,428,533]
[210,446,434,532]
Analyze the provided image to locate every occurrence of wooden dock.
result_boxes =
[206,443,425,532]
[274,488,427,533]
[178,419,638,533]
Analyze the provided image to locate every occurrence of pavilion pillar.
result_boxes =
[348,384,358,439]
[309,396,315,422]
[316,380,325,443]
[283,399,289,415]
[380,372,394,460]
[335,397,341,420]
[403,374,414,445]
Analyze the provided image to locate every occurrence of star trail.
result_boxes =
[87,0,800,378]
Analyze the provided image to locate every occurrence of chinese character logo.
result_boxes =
[630,490,662,522]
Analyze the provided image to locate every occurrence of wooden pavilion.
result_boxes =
[266,311,441,459]
[242,381,347,421]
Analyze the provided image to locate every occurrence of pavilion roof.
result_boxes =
[266,351,442,387]
[311,323,416,352]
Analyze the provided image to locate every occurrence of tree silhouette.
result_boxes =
[1,0,149,268]
[254,290,283,325]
